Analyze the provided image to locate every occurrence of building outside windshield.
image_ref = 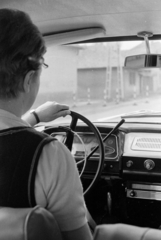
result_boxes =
[33,40,161,123]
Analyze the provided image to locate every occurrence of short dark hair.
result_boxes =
[0,8,46,99]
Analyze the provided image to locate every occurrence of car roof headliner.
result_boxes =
[1,0,161,42]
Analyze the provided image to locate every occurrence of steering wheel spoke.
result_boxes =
[76,158,85,166]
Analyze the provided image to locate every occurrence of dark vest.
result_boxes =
[0,126,55,208]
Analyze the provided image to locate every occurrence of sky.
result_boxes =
[121,41,142,50]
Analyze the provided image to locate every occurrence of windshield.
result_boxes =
[33,39,161,124]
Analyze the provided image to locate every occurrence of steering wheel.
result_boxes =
[44,111,105,196]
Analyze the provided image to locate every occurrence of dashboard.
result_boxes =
[42,122,161,203]
[50,132,118,160]
[42,123,161,176]
[41,121,161,228]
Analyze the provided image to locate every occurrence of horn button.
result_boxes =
[144,159,155,170]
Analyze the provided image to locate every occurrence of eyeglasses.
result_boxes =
[28,56,49,69]
[42,62,49,68]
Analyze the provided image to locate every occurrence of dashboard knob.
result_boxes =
[126,160,133,168]
[130,190,136,197]
[144,159,155,170]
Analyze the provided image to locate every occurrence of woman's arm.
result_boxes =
[22,101,70,126]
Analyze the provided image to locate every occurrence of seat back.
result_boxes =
[0,205,62,240]
[93,223,161,240]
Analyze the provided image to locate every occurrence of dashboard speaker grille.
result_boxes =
[132,137,161,151]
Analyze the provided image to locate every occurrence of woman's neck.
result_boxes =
[0,97,24,118]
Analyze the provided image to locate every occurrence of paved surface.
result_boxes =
[44,94,161,125]
[71,95,161,119]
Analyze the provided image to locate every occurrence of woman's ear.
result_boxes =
[23,70,35,93]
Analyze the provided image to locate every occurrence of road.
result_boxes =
[45,94,161,125]
[71,94,161,120]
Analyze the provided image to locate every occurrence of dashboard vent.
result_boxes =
[132,137,161,151]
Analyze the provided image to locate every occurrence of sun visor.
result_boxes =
[44,27,105,45]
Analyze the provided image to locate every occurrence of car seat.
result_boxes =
[93,223,161,240]
[0,205,62,240]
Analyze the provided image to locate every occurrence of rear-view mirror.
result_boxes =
[124,54,161,68]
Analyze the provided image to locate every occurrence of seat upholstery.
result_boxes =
[0,205,62,240]
[93,223,161,240]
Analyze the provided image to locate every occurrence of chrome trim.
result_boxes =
[102,134,118,160]
[131,136,161,152]
[132,183,161,191]
[127,189,161,201]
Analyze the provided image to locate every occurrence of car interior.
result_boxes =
[2,0,161,239]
